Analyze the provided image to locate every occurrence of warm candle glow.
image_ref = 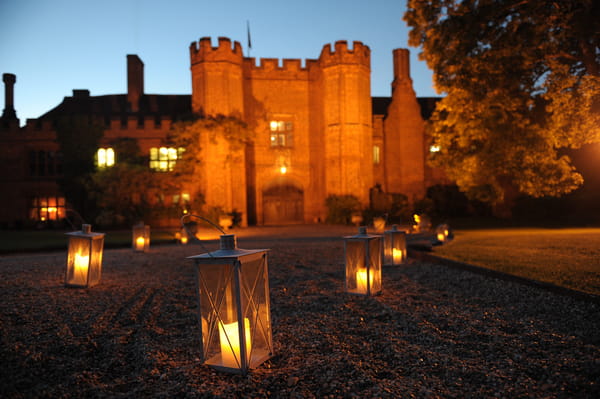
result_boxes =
[356,268,374,293]
[73,252,89,283]
[392,248,403,263]
[180,235,188,244]
[279,165,287,174]
[219,318,251,368]
[135,236,145,250]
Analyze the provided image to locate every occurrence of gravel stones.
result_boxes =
[1,238,598,398]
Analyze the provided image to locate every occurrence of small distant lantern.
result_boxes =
[188,234,273,374]
[373,217,386,234]
[436,224,451,243]
[65,224,105,288]
[384,224,407,266]
[344,226,382,296]
[351,212,363,226]
[218,214,233,231]
[176,228,189,245]
[132,223,150,252]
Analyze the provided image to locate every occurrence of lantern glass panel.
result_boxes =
[132,225,150,252]
[65,233,104,287]
[197,262,242,369]
[193,250,273,374]
[384,229,406,266]
[368,237,382,293]
[239,255,272,368]
[345,239,366,294]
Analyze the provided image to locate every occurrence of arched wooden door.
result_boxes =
[262,184,304,224]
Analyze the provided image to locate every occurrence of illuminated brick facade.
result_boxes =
[0,37,444,227]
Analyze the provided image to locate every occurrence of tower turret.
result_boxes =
[188,37,248,226]
[319,41,373,204]
[189,37,244,116]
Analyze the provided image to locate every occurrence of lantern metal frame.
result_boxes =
[383,224,407,266]
[65,224,105,288]
[344,226,382,296]
[132,223,150,252]
[184,215,273,375]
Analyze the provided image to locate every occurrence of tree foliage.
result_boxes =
[55,115,104,219]
[167,114,253,187]
[88,115,251,226]
[404,0,600,204]
[87,138,187,226]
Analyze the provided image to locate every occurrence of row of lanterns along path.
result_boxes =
[63,220,451,375]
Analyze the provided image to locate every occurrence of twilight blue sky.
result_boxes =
[0,0,436,125]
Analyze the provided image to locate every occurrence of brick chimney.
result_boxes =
[127,55,144,112]
[392,48,412,92]
[2,73,17,120]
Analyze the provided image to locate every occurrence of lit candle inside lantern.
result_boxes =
[73,252,89,283]
[393,248,404,263]
[219,318,251,368]
[356,268,373,293]
[135,236,145,251]
[180,235,188,245]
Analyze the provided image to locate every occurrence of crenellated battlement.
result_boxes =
[319,40,370,68]
[190,36,243,65]
[242,56,320,81]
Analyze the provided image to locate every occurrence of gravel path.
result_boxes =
[1,237,598,398]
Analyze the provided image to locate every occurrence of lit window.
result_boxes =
[30,196,66,221]
[430,145,441,153]
[373,145,381,165]
[96,148,115,168]
[269,120,293,147]
[150,147,184,171]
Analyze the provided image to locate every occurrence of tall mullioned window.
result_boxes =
[28,150,63,177]
[373,145,381,165]
[149,147,184,172]
[269,120,293,147]
[96,148,115,168]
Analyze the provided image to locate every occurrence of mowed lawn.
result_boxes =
[432,228,600,296]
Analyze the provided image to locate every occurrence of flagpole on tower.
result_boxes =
[247,20,252,57]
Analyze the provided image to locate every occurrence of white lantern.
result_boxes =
[176,228,189,245]
[344,226,382,296]
[435,224,451,243]
[132,224,150,252]
[65,224,104,288]
[373,217,386,234]
[188,234,273,374]
[384,224,407,266]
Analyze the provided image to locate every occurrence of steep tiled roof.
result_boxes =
[39,92,192,123]
[372,96,441,120]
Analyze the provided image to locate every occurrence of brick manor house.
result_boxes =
[0,37,447,227]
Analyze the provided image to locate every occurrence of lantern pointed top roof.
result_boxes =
[344,226,381,239]
[187,234,268,261]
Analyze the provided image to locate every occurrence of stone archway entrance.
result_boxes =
[262,184,304,225]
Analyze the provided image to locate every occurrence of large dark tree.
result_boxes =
[55,115,104,220]
[404,0,600,206]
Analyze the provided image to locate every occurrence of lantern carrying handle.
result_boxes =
[64,208,86,231]
[180,214,228,257]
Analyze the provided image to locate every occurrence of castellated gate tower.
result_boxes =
[189,38,248,225]
[188,36,429,225]
[319,41,373,205]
